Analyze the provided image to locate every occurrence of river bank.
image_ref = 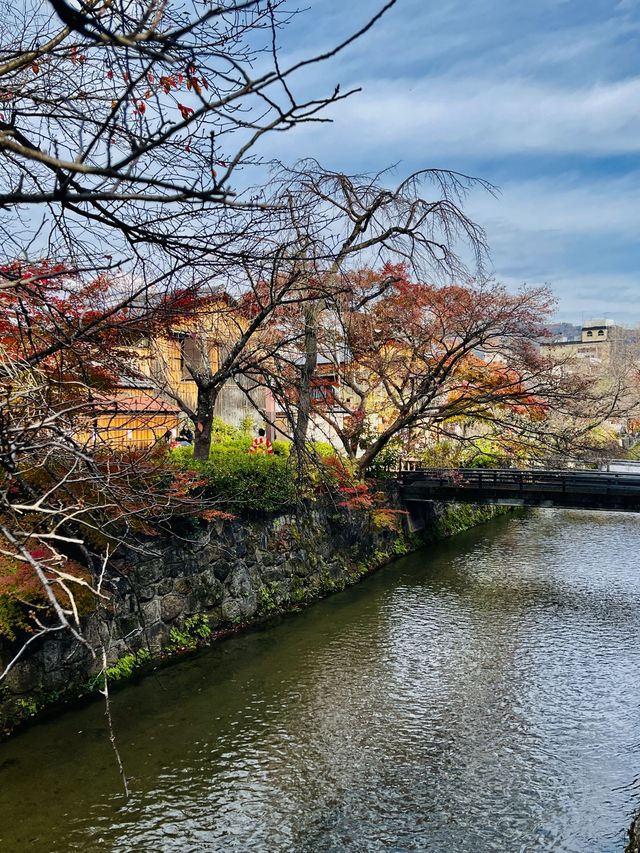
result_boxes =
[0,498,504,737]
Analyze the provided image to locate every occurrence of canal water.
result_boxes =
[1,510,640,852]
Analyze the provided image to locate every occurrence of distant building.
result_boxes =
[540,318,633,373]
[581,318,615,343]
[541,317,640,447]
[92,296,269,447]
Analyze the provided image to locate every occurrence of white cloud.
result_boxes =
[499,272,640,324]
[264,75,640,163]
[468,174,640,238]
[462,176,640,321]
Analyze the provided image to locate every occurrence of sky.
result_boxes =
[259,0,640,324]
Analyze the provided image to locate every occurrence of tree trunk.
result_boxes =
[193,384,218,461]
[355,426,402,479]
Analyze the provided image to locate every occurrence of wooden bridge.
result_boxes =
[400,468,640,513]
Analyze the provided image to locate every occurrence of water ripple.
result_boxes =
[1,510,640,851]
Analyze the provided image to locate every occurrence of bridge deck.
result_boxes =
[400,468,640,512]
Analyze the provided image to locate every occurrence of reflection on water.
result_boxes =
[1,510,640,852]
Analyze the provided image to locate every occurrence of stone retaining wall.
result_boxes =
[0,499,502,734]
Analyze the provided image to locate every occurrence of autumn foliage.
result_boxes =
[257,264,567,472]
[0,266,236,644]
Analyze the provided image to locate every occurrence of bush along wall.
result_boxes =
[0,498,509,736]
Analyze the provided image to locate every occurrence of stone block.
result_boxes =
[140,597,161,625]
[293,560,310,577]
[138,585,155,602]
[194,544,217,568]
[43,641,62,674]
[237,589,257,618]
[227,563,253,599]
[135,559,164,585]
[145,621,170,654]
[4,657,41,694]
[161,593,185,623]
[174,577,192,595]
[116,615,141,638]
[261,564,288,583]
[213,560,232,581]
[199,578,224,608]
[220,595,241,623]
[157,577,173,596]
[185,592,208,615]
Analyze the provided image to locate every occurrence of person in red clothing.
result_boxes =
[248,428,273,455]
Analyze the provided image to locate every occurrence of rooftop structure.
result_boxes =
[581,318,615,343]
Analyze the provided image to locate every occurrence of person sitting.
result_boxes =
[248,428,273,455]
[176,427,194,447]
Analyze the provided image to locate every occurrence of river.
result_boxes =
[1,509,640,852]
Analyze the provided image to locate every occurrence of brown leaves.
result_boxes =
[186,77,201,96]
[70,45,86,65]
[177,102,194,120]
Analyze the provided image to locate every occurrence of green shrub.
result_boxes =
[87,648,153,690]
[257,585,278,615]
[271,439,290,456]
[108,648,151,680]
[170,430,297,514]
[210,416,253,443]
[170,445,196,466]
[366,442,402,478]
[307,440,339,459]
[201,450,297,513]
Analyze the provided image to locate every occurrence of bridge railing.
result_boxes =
[400,467,640,496]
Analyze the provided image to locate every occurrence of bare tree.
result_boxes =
[0,0,420,675]
[0,0,399,287]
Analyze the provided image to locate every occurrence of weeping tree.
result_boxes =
[248,162,493,466]
[263,264,634,475]
[250,165,633,474]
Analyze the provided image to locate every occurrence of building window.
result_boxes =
[598,330,604,336]
[586,330,593,337]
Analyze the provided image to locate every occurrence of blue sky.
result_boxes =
[259,0,640,323]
